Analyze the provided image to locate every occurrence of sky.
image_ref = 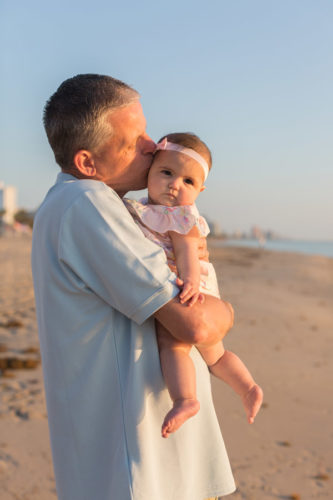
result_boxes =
[1,0,332,240]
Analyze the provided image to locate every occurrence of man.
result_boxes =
[32,74,236,500]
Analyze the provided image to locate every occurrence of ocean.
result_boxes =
[211,238,333,258]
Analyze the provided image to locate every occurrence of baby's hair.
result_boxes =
[157,132,212,170]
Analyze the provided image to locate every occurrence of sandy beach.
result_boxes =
[0,234,332,500]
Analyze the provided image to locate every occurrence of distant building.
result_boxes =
[231,229,243,239]
[264,230,278,240]
[0,181,17,225]
[250,225,264,240]
[207,220,222,237]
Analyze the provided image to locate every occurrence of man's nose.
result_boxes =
[142,135,156,155]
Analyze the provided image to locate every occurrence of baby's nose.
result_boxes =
[168,178,181,189]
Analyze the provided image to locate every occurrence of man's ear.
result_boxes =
[73,150,97,177]
[200,185,206,192]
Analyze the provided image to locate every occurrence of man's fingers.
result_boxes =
[175,277,184,288]
[187,293,200,307]
[198,293,205,304]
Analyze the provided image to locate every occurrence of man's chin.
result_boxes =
[130,179,148,192]
[120,183,147,199]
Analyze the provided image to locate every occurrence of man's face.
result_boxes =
[93,101,155,196]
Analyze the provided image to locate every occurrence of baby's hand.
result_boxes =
[179,279,205,307]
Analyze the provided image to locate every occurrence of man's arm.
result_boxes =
[154,294,234,347]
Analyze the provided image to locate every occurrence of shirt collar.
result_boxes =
[56,172,78,184]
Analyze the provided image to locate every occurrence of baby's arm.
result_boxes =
[169,226,202,306]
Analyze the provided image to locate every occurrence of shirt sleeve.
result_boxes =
[58,185,179,324]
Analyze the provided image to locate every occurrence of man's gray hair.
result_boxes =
[43,74,139,170]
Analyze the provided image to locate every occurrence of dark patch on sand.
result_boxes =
[0,319,24,329]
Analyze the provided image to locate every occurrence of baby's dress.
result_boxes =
[124,197,220,298]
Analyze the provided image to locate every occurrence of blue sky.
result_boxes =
[1,0,332,239]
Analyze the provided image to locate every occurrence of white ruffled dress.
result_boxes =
[124,197,220,298]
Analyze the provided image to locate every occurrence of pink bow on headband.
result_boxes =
[155,137,168,152]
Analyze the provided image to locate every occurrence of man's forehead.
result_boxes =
[108,101,146,128]
[104,102,146,152]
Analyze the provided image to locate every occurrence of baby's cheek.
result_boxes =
[147,171,157,190]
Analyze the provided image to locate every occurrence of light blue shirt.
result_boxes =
[31,173,235,500]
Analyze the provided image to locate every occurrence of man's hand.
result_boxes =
[155,294,234,346]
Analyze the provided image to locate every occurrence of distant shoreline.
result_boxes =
[209,237,333,258]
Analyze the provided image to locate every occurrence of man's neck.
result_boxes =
[61,167,85,180]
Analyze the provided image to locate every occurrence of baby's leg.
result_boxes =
[156,320,200,438]
[198,342,263,424]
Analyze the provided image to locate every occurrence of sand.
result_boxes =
[0,233,332,500]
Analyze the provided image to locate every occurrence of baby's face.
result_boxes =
[147,150,205,206]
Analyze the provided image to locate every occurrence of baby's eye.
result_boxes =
[161,169,172,176]
[184,178,194,185]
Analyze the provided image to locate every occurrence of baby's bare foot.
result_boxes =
[242,384,263,424]
[161,399,200,438]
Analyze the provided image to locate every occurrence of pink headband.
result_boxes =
[155,138,209,181]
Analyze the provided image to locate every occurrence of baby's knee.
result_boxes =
[226,302,235,329]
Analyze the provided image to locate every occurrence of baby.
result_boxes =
[124,132,263,438]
